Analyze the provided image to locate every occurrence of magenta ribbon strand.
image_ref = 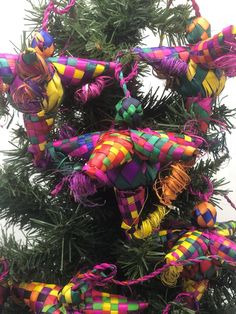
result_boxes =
[42,0,76,30]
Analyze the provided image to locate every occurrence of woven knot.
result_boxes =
[82,263,117,287]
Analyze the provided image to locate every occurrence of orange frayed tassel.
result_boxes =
[154,162,193,206]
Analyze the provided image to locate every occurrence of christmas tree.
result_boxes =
[0,0,236,313]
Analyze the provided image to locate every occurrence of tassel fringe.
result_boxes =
[133,206,168,239]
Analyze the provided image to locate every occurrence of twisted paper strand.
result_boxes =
[190,0,201,17]
[81,256,234,288]
[115,55,138,97]
[222,194,236,210]
[42,0,76,30]
[162,292,199,314]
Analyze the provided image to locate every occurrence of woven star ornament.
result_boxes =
[133,22,236,132]
[155,221,236,312]
[158,221,236,306]
[49,128,201,236]
[80,129,199,185]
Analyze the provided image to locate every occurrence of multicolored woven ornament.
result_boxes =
[115,97,143,127]
[186,16,211,44]
[49,128,202,235]
[0,45,129,166]
[1,262,148,313]
[31,30,55,58]
[190,176,217,228]
[0,0,138,168]
[192,201,217,228]
[157,220,236,310]
[132,20,236,133]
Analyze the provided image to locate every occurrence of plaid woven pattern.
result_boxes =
[12,270,148,313]
[186,16,211,44]
[48,56,117,86]
[165,230,209,263]
[115,97,143,126]
[162,131,202,148]
[47,132,100,161]
[183,279,208,302]
[158,223,236,265]
[107,155,160,190]
[193,202,217,228]
[209,232,236,262]
[83,131,133,183]
[47,128,200,187]
[80,290,147,313]
[190,25,236,68]
[13,282,61,313]
[24,111,55,164]
[158,229,187,248]
[133,46,190,63]
[157,222,236,304]
[214,221,236,237]
[115,187,145,232]
[131,130,197,163]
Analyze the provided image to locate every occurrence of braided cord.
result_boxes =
[190,0,201,17]
[42,0,76,30]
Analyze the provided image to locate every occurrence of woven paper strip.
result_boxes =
[115,187,145,233]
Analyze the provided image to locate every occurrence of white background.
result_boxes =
[0,0,235,223]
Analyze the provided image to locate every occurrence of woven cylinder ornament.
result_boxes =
[192,201,217,228]
[186,16,211,44]
[115,187,145,234]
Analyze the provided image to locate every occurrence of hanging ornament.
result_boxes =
[0,0,139,167]
[192,201,217,228]
[49,128,203,236]
[186,16,211,44]
[190,176,217,228]
[132,0,236,134]
[158,220,236,311]
[115,97,143,127]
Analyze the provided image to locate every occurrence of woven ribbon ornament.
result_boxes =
[132,20,236,133]
[157,220,236,310]
[1,263,148,313]
[48,128,202,236]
